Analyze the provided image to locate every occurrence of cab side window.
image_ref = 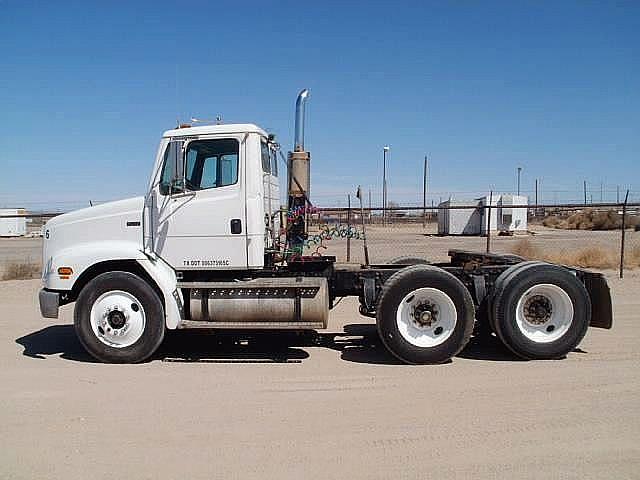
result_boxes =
[184,139,239,190]
[270,148,278,177]
[261,142,271,174]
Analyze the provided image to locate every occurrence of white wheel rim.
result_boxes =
[515,283,573,343]
[89,290,146,348]
[396,287,457,348]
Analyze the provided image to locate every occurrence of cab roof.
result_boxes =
[162,123,268,138]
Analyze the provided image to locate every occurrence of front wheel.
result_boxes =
[74,271,165,363]
[376,265,475,364]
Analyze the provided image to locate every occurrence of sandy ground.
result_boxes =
[1,273,639,479]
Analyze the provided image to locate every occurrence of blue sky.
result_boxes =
[1,0,638,209]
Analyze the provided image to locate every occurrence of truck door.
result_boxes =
[151,134,248,270]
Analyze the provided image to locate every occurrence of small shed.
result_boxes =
[438,195,528,235]
[0,209,27,237]
[497,195,528,233]
[437,200,482,235]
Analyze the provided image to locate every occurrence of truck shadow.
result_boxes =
[15,323,522,364]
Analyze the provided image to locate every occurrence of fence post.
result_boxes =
[486,190,493,253]
[422,155,428,229]
[620,190,629,279]
[346,194,351,262]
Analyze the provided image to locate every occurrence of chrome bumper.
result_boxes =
[39,289,59,319]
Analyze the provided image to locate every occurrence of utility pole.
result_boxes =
[583,180,587,204]
[517,167,522,195]
[422,155,428,228]
[346,194,351,262]
[600,182,604,203]
[534,178,538,217]
[368,189,372,224]
[383,145,389,225]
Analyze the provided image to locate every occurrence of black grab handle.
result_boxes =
[230,219,242,234]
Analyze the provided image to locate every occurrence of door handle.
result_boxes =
[230,219,242,234]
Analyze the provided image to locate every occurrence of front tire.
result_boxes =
[376,265,475,364]
[74,271,165,363]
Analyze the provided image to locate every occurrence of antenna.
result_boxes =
[189,115,224,125]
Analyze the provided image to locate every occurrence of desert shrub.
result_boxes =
[624,246,640,268]
[591,210,621,230]
[542,209,638,231]
[1,262,41,280]
[542,216,562,228]
[509,239,625,269]
[566,247,616,269]
[510,239,541,259]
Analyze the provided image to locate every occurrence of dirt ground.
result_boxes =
[2,272,639,479]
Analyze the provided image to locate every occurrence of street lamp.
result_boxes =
[517,167,522,196]
[383,145,390,223]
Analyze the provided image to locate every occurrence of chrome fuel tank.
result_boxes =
[187,277,329,328]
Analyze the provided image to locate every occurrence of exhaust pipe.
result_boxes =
[287,89,311,253]
[294,89,310,152]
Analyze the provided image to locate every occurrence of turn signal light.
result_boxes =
[58,267,73,279]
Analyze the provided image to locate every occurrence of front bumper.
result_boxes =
[39,289,60,319]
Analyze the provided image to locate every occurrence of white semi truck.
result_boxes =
[38,90,612,364]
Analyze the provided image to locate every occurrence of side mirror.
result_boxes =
[170,177,185,194]
[169,140,185,195]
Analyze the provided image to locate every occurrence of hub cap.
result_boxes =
[396,288,457,348]
[515,284,573,343]
[90,290,146,348]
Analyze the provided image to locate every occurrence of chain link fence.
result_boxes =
[308,203,640,278]
[1,204,639,280]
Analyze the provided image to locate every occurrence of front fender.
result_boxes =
[43,241,147,291]
[43,241,182,329]
[137,256,182,329]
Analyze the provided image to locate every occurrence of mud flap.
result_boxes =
[583,272,613,329]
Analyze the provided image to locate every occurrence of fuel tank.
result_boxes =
[187,277,329,328]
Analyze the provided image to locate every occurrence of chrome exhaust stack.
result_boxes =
[287,89,311,253]
[294,88,310,152]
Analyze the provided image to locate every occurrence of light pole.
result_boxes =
[383,145,389,224]
[517,167,522,195]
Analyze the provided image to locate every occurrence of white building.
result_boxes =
[0,209,27,237]
[437,200,483,235]
[438,195,528,235]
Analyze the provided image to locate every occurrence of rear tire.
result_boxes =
[376,265,475,364]
[491,263,590,360]
[488,261,546,334]
[74,271,165,363]
[388,256,430,265]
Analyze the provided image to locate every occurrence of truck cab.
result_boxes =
[39,122,285,351]
[145,123,280,270]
